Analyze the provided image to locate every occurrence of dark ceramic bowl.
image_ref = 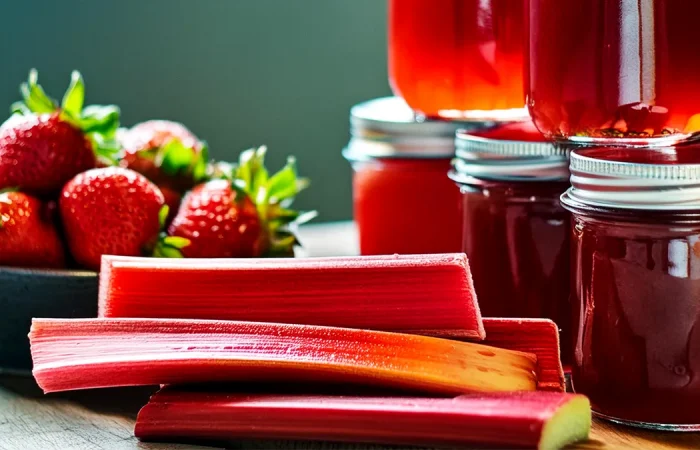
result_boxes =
[0,267,98,374]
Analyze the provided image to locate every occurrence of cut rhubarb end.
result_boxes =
[29,318,534,395]
[421,318,566,392]
[134,388,591,450]
[98,254,485,339]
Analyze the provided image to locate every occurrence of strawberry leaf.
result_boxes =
[157,139,195,176]
[237,146,269,198]
[163,236,190,249]
[10,102,30,116]
[192,142,210,182]
[19,69,57,114]
[79,105,120,135]
[158,205,170,229]
[87,132,120,166]
[61,71,85,119]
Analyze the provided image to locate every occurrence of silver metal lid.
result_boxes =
[344,97,499,160]
[562,146,700,211]
[450,122,570,182]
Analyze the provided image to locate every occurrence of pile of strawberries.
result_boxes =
[0,70,313,271]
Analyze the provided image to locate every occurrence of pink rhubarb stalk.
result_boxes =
[30,318,535,394]
[135,388,591,450]
[98,254,485,339]
[422,318,565,392]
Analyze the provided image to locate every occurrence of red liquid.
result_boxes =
[458,180,572,363]
[352,158,462,255]
[528,0,700,140]
[389,0,526,118]
[571,214,700,425]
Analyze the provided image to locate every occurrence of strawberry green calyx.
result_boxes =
[152,205,190,258]
[156,139,209,183]
[233,146,316,257]
[11,69,121,165]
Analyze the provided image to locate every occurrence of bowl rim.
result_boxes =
[0,266,98,278]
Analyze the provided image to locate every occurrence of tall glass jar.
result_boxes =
[389,0,527,120]
[449,122,572,363]
[561,145,700,429]
[528,0,700,144]
[345,97,491,255]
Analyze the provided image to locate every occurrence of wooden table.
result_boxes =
[1,222,699,450]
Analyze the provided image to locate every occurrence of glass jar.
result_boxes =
[528,0,700,144]
[449,122,572,363]
[345,97,491,256]
[561,145,700,430]
[389,0,527,120]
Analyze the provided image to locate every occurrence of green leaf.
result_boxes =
[87,133,120,166]
[294,210,318,226]
[267,156,301,203]
[236,146,268,197]
[79,105,120,135]
[10,102,30,115]
[163,236,190,249]
[61,71,85,119]
[192,141,210,182]
[157,139,195,176]
[20,69,57,114]
[158,205,170,229]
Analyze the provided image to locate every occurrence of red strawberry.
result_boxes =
[59,167,167,270]
[0,191,65,268]
[168,146,315,258]
[118,120,208,194]
[0,70,121,195]
[168,179,263,258]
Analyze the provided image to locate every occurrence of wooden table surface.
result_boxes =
[1,222,699,450]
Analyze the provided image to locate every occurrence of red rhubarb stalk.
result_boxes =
[135,388,591,450]
[30,318,535,394]
[98,254,485,339]
[422,318,565,392]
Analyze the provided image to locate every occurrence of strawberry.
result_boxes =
[59,167,181,270]
[0,190,65,268]
[168,146,315,258]
[118,120,208,193]
[0,70,121,195]
[117,120,208,225]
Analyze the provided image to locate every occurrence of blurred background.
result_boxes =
[0,0,390,221]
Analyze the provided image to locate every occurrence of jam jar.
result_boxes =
[561,145,700,429]
[389,0,527,120]
[449,121,572,363]
[345,97,491,256]
[528,0,700,144]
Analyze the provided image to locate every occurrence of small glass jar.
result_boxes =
[389,0,527,120]
[449,122,572,362]
[561,145,700,430]
[345,97,491,256]
[528,0,700,144]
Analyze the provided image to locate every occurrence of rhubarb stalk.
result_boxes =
[422,318,565,392]
[135,388,591,450]
[30,318,536,394]
[98,254,485,339]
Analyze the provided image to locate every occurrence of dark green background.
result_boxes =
[0,0,391,221]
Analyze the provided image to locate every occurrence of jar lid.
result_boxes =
[344,97,498,160]
[562,145,700,211]
[450,121,570,182]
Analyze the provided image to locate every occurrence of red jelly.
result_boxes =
[562,145,700,429]
[528,0,700,143]
[389,0,527,119]
[449,122,572,363]
[345,98,488,255]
